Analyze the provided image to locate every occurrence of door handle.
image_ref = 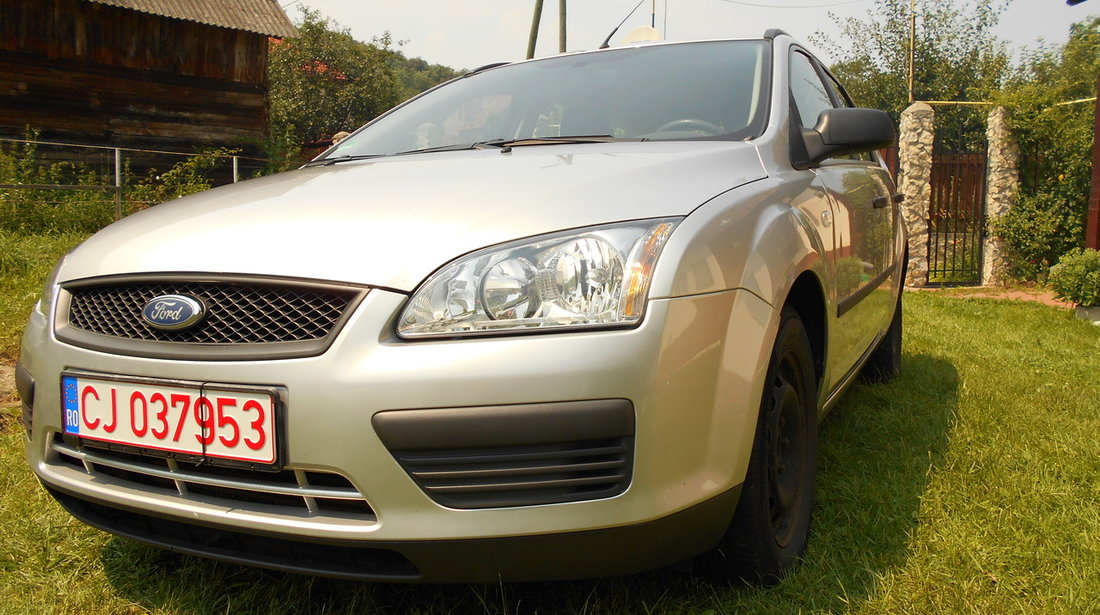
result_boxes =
[873,194,904,209]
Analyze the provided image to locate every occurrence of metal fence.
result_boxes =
[927,152,987,286]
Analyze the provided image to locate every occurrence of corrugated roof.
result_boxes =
[86,0,298,38]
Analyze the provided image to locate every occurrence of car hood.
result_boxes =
[60,141,766,291]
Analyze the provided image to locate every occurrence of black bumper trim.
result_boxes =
[44,482,740,583]
[373,399,636,509]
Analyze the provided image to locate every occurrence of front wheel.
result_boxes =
[699,305,818,584]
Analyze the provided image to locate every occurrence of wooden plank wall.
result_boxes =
[0,0,270,153]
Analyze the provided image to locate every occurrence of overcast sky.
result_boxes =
[282,0,1095,71]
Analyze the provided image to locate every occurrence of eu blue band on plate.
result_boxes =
[62,376,79,434]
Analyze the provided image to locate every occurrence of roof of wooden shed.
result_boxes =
[85,0,298,38]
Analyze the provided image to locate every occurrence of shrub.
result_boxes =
[990,192,1085,281]
[124,149,233,213]
[0,136,239,234]
[1049,248,1100,306]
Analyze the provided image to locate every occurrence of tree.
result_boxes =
[388,53,461,103]
[266,9,402,168]
[992,17,1100,279]
[813,0,1010,151]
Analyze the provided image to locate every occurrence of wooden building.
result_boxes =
[0,0,296,154]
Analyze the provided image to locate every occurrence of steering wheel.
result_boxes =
[654,118,724,135]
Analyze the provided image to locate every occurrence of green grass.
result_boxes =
[2,292,1099,614]
[0,231,88,361]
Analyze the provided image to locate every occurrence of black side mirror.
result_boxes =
[795,108,895,168]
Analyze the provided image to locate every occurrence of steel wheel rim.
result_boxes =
[766,347,809,549]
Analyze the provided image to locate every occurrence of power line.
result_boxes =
[715,0,870,8]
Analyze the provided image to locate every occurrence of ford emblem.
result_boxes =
[141,294,206,331]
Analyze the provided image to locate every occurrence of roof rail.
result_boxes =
[763,29,791,40]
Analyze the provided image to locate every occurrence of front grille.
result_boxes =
[50,435,375,519]
[66,280,359,343]
[56,276,367,360]
[391,437,633,509]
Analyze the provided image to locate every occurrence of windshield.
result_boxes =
[322,40,770,160]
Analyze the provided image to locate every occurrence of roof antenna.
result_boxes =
[599,0,646,49]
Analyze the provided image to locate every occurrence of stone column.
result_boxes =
[898,102,934,287]
[983,106,1018,286]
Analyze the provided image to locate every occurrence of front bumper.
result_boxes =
[22,286,776,581]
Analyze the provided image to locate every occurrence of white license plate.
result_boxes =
[61,374,278,465]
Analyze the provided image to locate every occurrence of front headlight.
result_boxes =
[37,255,67,317]
[398,218,680,338]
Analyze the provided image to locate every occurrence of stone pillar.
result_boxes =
[898,102,934,288]
[983,106,1018,286]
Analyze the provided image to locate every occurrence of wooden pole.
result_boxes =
[1086,72,1100,249]
[559,0,566,53]
[527,0,544,59]
[908,0,916,103]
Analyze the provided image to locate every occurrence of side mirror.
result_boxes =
[795,108,895,168]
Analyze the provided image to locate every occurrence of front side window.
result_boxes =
[324,41,770,159]
[788,51,834,129]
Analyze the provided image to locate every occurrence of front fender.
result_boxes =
[651,174,831,309]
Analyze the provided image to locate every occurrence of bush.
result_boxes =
[990,192,1085,281]
[0,136,237,234]
[0,136,116,234]
[1049,249,1100,306]
[996,18,1099,281]
[124,149,232,213]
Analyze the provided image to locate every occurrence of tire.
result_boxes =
[700,305,819,584]
[860,287,903,383]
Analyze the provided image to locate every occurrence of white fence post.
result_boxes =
[114,147,122,220]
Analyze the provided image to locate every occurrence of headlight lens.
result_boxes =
[398,218,680,338]
[38,256,67,317]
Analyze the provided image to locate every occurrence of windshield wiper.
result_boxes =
[304,154,386,167]
[393,140,510,155]
[309,136,637,166]
[495,135,637,148]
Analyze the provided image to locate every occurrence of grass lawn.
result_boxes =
[1,246,1098,613]
[0,231,86,361]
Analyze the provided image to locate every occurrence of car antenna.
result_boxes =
[599,0,646,49]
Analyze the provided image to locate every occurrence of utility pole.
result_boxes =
[1087,72,1100,249]
[559,0,566,53]
[908,0,916,103]
[527,0,544,59]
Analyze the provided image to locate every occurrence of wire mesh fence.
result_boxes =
[0,137,269,234]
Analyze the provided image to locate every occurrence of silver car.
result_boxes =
[18,30,905,584]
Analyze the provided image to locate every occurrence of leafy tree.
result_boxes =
[992,17,1100,279]
[813,0,1010,152]
[389,52,461,102]
[266,9,402,169]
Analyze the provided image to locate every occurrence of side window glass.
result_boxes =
[823,71,871,160]
[822,73,852,108]
[788,51,834,130]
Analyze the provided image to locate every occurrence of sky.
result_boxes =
[282,0,1096,71]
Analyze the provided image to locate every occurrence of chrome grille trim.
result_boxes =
[50,437,375,519]
[54,274,367,361]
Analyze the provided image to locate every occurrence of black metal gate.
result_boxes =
[927,152,986,285]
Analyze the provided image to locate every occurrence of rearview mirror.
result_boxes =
[795,108,896,168]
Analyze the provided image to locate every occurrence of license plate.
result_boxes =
[61,374,278,465]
